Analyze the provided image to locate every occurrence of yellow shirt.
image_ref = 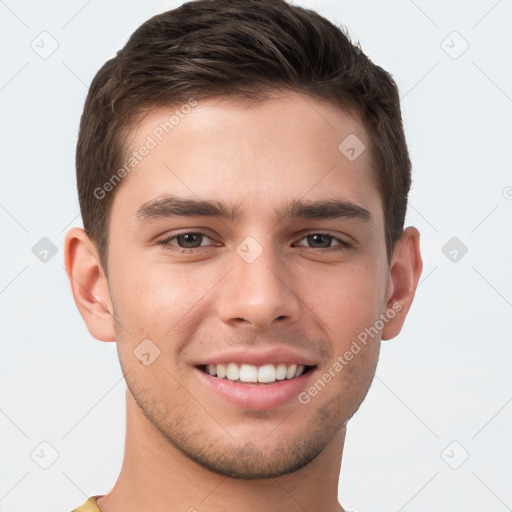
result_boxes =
[71,494,358,512]
[71,495,103,512]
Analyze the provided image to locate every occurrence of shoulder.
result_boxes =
[70,495,103,512]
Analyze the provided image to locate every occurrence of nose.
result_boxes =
[215,241,301,331]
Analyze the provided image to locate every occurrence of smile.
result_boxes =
[198,363,315,384]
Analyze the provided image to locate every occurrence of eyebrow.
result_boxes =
[134,194,372,224]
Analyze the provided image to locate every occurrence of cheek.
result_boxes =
[304,259,386,344]
[109,259,215,340]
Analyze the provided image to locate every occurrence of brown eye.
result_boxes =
[175,233,204,248]
[296,233,351,251]
[158,232,216,253]
[306,234,333,249]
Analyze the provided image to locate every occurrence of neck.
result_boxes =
[97,389,346,512]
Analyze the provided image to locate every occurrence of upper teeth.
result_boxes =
[205,363,306,383]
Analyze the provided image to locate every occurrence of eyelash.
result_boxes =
[157,231,352,254]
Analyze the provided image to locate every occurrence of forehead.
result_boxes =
[111,91,382,224]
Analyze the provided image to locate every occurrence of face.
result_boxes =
[105,91,392,478]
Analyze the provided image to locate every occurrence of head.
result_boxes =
[65,0,422,479]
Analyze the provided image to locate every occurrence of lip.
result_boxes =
[194,365,316,410]
[195,347,318,367]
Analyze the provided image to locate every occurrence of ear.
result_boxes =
[381,226,423,340]
[63,227,116,342]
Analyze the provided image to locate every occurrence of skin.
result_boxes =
[65,90,422,512]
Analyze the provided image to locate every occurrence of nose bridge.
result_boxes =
[217,235,300,329]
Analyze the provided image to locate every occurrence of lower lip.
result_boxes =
[195,367,315,410]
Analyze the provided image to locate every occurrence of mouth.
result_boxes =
[193,347,320,410]
[197,362,317,384]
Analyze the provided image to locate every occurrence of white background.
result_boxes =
[1,1,511,511]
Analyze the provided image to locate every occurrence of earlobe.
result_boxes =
[63,227,116,342]
[381,226,423,341]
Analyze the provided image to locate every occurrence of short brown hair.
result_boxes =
[76,0,411,272]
